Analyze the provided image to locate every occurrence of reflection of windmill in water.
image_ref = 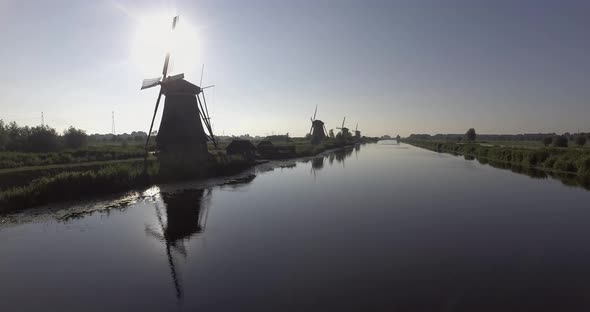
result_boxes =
[145,188,211,300]
[334,147,355,167]
[309,156,325,180]
[309,105,327,145]
[141,16,217,178]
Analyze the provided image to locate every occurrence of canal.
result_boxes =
[2,142,590,311]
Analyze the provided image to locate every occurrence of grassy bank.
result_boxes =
[0,161,158,213]
[0,138,379,213]
[403,140,590,177]
[256,137,376,159]
[0,154,258,214]
[0,144,146,170]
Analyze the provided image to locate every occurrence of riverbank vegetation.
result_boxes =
[0,119,379,213]
[403,140,590,178]
[0,154,258,213]
[0,161,158,213]
[0,145,146,170]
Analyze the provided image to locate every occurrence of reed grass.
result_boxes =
[404,140,590,177]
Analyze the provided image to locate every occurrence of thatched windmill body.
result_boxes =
[141,16,216,178]
[336,117,350,138]
[309,105,327,145]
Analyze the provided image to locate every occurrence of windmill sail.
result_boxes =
[141,77,162,90]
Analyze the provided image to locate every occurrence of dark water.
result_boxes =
[3,142,590,311]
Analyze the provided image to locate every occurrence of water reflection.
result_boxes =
[332,147,355,166]
[463,154,590,191]
[145,189,211,301]
[311,157,324,170]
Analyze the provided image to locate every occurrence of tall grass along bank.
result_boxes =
[404,140,590,177]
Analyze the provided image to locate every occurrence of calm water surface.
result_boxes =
[2,142,590,311]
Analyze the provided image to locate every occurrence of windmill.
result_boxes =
[354,123,361,139]
[336,117,350,137]
[309,105,327,145]
[141,16,216,177]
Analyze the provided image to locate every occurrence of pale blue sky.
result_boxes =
[1,0,589,137]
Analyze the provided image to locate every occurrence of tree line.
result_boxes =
[0,120,88,152]
[408,128,588,148]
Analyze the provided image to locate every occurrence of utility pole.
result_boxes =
[41,112,44,127]
[112,111,116,135]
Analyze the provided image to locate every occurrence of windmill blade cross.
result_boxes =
[313,104,318,121]
[197,93,217,148]
[144,89,164,167]
[200,64,205,86]
[161,16,179,79]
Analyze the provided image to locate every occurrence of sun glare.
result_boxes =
[131,14,201,77]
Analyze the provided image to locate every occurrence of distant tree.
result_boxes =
[465,128,476,142]
[552,135,568,148]
[6,122,29,151]
[0,120,6,150]
[28,126,59,152]
[329,129,335,138]
[575,136,587,147]
[396,135,401,141]
[64,126,88,149]
[542,137,553,147]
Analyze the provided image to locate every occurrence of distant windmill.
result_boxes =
[309,105,327,145]
[354,123,361,139]
[140,16,217,176]
[336,117,350,137]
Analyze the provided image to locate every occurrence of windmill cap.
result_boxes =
[162,78,201,95]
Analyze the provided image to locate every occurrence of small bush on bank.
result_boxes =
[553,136,568,148]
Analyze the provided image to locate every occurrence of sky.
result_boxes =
[0,0,589,137]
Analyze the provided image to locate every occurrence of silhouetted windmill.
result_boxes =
[140,16,217,177]
[354,123,361,139]
[309,105,327,145]
[336,117,350,137]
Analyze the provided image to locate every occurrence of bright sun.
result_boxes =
[131,14,201,78]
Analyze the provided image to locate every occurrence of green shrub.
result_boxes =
[553,157,577,173]
[576,156,590,176]
[553,136,568,148]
